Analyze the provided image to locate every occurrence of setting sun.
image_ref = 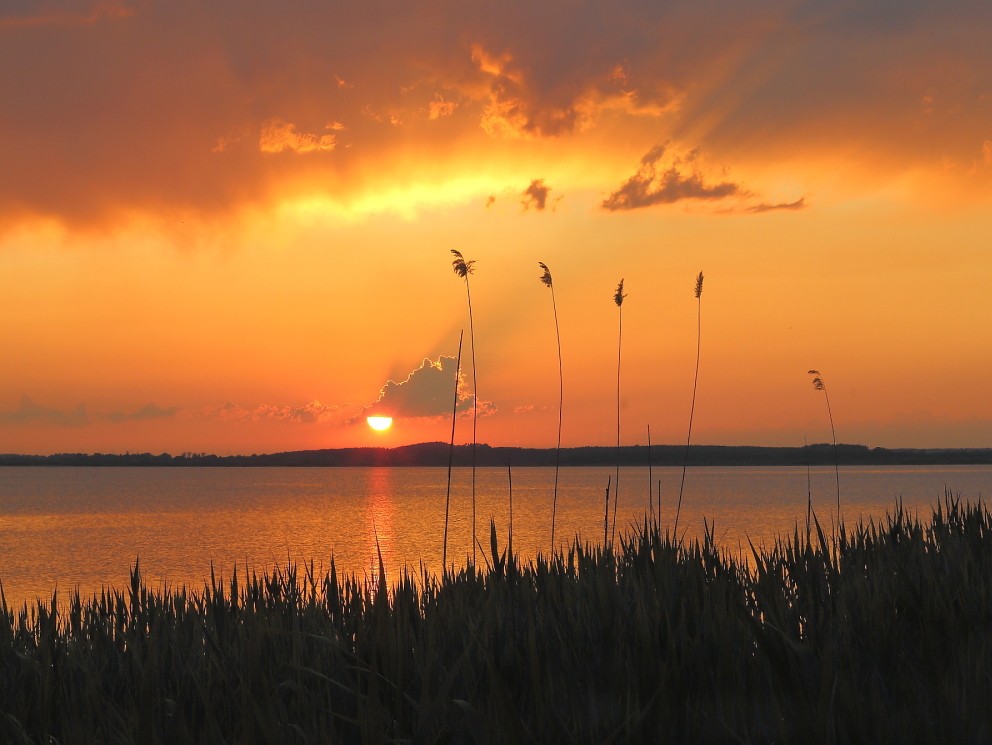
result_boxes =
[366,416,393,431]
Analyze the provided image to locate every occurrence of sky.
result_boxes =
[1,0,991,455]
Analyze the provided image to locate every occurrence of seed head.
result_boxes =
[614,279,626,307]
[451,249,475,278]
[694,271,704,299]
[808,370,825,391]
[538,261,553,288]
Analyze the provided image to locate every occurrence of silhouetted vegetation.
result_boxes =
[4,443,992,467]
[2,496,990,743]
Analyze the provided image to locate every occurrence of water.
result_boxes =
[1,465,989,607]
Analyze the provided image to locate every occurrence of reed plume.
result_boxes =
[538,262,564,551]
[809,369,841,532]
[611,279,626,547]
[674,271,704,536]
[442,330,464,571]
[451,249,479,565]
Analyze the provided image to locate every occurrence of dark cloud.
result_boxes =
[602,146,741,211]
[362,356,467,420]
[746,197,806,213]
[1,0,990,227]
[192,401,341,424]
[521,179,551,210]
[103,403,181,423]
[358,355,497,422]
[0,396,90,427]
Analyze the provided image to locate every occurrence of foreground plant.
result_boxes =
[451,249,479,564]
[442,330,464,570]
[539,262,564,551]
[675,271,703,535]
[611,278,626,546]
[809,368,841,531]
[3,496,990,743]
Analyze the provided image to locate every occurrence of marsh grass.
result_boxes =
[612,279,626,547]
[675,271,704,536]
[442,330,464,569]
[809,369,841,532]
[538,262,564,552]
[3,494,991,743]
[451,250,479,564]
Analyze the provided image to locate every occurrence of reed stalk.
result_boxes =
[451,250,478,564]
[647,424,653,520]
[674,271,704,536]
[539,262,563,551]
[809,369,841,533]
[442,330,464,571]
[612,279,626,547]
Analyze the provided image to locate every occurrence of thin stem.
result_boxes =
[508,460,513,563]
[464,277,478,566]
[804,435,812,543]
[442,331,464,571]
[604,475,612,550]
[647,425,653,520]
[612,305,622,547]
[824,387,840,535]
[550,285,563,552]
[674,295,701,535]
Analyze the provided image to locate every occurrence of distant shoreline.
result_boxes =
[3,442,992,467]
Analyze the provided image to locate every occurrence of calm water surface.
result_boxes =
[1,465,989,606]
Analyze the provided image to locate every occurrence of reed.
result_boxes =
[3,495,990,743]
[538,262,564,552]
[442,330,464,571]
[674,271,703,536]
[809,369,841,532]
[611,279,626,547]
[451,250,479,564]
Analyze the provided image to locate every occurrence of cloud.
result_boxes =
[2,0,991,228]
[359,355,496,421]
[259,119,337,154]
[102,403,181,423]
[521,179,551,210]
[0,396,90,428]
[746,197,806,213]
[362,356,465,419]
[0,2,133,30]
[193,400,342,424]
[602,146,740,211]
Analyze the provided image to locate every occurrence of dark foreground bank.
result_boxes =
[2,497,990,744]
[4,441,992,466]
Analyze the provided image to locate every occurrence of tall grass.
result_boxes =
[611,279,626,547]
[451,250,479,564]
[442,330,464,570]
[538,262,564,551]
[675,271,704,535]
[809,369,841,531]
[3,495,991,743]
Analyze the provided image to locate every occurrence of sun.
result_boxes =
[366,416,393,431]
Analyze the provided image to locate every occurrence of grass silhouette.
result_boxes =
[538,262,564,552]
[611,279,626,547]
[675,271,704,536]
[809,369,841,533]
[442,330,463,570]
[451,249,479,564]
[4,496,990,742]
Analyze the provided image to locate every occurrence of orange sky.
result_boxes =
[1,0,991,454]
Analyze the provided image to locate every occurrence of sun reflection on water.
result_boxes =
[363,468,394,582]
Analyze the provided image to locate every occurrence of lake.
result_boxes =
[1,465,989,607]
